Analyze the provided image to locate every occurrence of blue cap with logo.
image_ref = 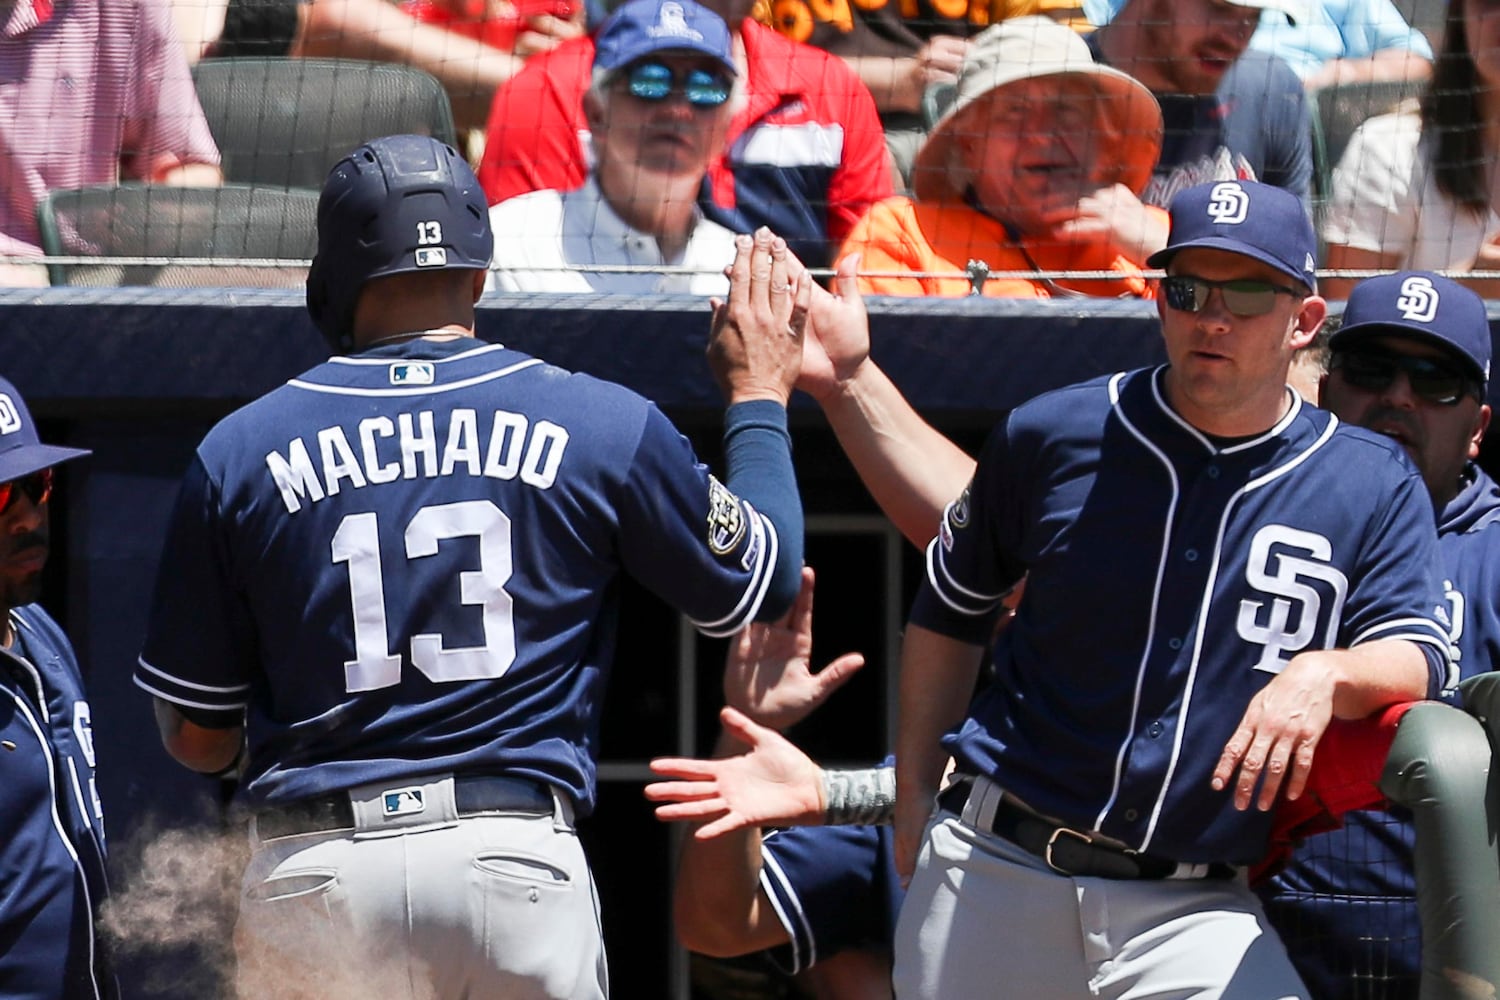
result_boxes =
[1147,180,1319,292]
[0,376,89,484]
[594,0,736,77]
[1331,271,1491,387]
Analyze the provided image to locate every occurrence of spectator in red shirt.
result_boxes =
[477,0,892,265]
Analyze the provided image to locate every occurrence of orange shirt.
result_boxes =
[838,196,1155,300]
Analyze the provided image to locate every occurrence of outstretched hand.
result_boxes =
[794,252,873,405]
[645,707,827,838]
[724,566,866,731]
[707,229,810,406]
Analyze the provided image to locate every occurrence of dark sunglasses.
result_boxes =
[622,61,732,108]
[1331,348,1480,406]
[0,468,53,514]
[1161,275,1304,318]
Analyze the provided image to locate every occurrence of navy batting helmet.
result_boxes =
[306,134,494,352]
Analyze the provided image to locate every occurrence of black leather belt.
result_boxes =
[255,775,553,840]
[938,778,1236,881]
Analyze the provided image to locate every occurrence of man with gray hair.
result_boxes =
[487,0,742,294]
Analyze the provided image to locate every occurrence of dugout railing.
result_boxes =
[6,288,1498,999]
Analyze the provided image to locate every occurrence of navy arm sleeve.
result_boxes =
[723,400,803,620]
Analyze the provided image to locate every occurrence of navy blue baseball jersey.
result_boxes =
[135,339,796,813]
[758,758,902,975]
[911,367,1452,865]
[0,606,112,1000]
[1262,463,1500,998]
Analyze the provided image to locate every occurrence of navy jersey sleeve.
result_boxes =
[758,823,900,975]
[1340,465,1454,698]
[134,454,255,715]
[722,400,802,620]
[615,404,793,637]
[909,415,1029,645]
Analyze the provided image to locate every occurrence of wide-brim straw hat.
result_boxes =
[912,16,1164,204]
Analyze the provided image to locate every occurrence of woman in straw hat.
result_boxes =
[839,16,1165,298]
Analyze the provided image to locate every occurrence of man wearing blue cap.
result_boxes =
[1261,271,1498,1000]
[639,185,1462,996]
[887,179,1452,998]
[0,377,113,999]
[487,0,741,293]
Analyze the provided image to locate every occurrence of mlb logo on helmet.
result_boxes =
[415,247,448,268]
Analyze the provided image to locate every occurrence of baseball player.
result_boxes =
[894,179,1453,999]
[131,134,807,1000]
[0,376,113,1000]
[1261,271,1499,999]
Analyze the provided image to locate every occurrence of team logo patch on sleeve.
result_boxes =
[706,476,747,555]
[950,485,972,528]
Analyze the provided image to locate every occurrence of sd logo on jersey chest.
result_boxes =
[705,477,746,555]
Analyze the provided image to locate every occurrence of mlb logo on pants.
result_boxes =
[383,788,426,817]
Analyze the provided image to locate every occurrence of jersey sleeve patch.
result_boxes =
[706,475,747,555]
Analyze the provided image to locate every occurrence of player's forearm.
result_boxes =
[821,767,896,826]
[298,0,523,130]
[724,401,803,618]
[152,699,244,773]
[672,730,785,956]
[843,55,923,114]
[895,624,983,808]
[1320,639,1432,719]
[821,362,975,549]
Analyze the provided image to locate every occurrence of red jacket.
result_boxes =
[477,18,892,265]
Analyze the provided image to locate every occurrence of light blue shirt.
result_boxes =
[1083,0,1432,79]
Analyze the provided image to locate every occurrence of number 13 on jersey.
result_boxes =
[332,499,516,692]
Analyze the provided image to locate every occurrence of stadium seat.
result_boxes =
[1308,78,1426,199]
[190,57,459,189]
[35,184,319,287]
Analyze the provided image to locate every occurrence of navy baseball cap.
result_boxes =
[1331,271,1491,387]
[1147,180,1319,293]
[594,0,736,77]
[0,377,88,483]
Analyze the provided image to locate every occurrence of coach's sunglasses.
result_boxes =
[0,468,54,514]
[1330,348,1480,406]
[622,61,732,108]
[1160,275,1304,318]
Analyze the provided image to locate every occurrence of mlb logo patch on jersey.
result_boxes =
[705,476,746,555]
[382,787,426,817]
[391,362,435,386]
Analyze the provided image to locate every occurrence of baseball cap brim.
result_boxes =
[0,443,89,484]
[1147,235,1314,291]
[1330,323,1490,385]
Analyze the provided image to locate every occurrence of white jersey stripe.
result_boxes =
[135,656,251,694]
[1141,414,1341,852]
[1094,371,1179,839]
[759,847,816,973]
[133,674,250,713]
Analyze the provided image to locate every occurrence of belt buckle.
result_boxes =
[1044,826,1093,875]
